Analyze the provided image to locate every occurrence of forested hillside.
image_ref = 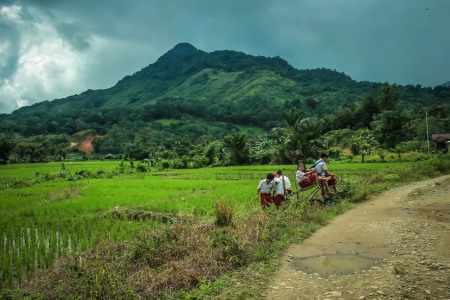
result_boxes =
[0,43,449,165]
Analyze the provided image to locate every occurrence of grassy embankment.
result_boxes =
[0,155,449,299]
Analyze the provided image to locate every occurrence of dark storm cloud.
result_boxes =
[0,4,38,84]
[54,22,91,50]
[0,0,449,113]
[0,21,20,82]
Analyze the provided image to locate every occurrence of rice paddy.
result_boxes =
[0,160,439,288]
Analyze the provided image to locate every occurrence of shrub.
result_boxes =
[214,199,233,227]
[136,164,147,172]
[158,159,171,170]
[171,158,186,169]
[211,228,244,266]
[192,155,209,169]
[328,147,341,160]
[341,154,353,162]
[383,174,400,181]
[429,154,450,173]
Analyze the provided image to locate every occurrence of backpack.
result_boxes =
[309,159,323,170]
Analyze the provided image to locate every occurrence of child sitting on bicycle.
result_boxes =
[297,161,334,197]
[296,162,317,188]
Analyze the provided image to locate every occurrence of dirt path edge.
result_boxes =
[264,175,450,300]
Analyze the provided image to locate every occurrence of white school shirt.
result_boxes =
[315,161,328,176]
[296,170,309,183]
[257,179,273,194]
[273,175,290,195]
[281,175,291,190]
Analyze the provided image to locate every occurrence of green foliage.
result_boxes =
[203,140,223,165]
[134,162,147,172]
[378,82,399,111]
[252,136,277,164]
[0,136,15,165]
[394,140,423,153]
[191,155,209,168]
[328,147,341,159]
[0,289,45,300]
[322,129,354,149]
[353,95,381,129]
[371,107,411,149]
[375,148,388,162]
[383,174,400,181]
[429,153,450,173]
[222,133,249,165]
[277,108,322,162]
[350,130,378,162]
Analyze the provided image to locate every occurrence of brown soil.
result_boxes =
[263,175,450,300]
[68,133,100,154]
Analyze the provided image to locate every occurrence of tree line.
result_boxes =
[0,82,449,166]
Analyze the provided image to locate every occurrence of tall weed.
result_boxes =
[214,199,233,227]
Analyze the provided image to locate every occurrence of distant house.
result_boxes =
[432,134,450,153]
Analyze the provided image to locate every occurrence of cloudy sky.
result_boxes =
[0,0,449,114]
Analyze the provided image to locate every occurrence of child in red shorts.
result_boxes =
[296,162,317,188]
[257,173,275,208]
[311,154,340,196]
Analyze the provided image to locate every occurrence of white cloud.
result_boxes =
[0,3,160,113]
[0,5,24,23]
[0,5,89,112]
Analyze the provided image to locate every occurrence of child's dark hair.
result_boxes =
[266,173,275,180]
[320,153,328,158]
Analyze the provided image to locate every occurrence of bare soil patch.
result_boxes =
[264,175,450,300]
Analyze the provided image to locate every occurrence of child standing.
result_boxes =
[272,170,291,208]
[257,173,275,208]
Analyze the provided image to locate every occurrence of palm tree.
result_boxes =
[280,107,304,130]
[280,108,321,162]
[222,133,249,165]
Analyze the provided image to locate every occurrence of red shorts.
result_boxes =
[260,193,272,207]
[273,194,285,207]
[298,173,317,188]
[328,176,337,186]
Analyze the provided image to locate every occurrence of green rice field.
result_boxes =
[0,159,441,289]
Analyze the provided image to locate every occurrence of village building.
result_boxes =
[432,134,450,153]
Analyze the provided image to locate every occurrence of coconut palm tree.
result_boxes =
[222,133,249,165]
[280,108,321,162]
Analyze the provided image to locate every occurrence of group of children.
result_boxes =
[257,153,340,208]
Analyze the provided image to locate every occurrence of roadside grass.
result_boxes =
[0,156,449,298]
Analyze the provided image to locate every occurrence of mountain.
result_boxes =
[0,43,449,156]
[5,43,352,114]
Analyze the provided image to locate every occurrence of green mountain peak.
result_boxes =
[161,43,199,60]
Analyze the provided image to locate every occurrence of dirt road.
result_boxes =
[263,175,450,300]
